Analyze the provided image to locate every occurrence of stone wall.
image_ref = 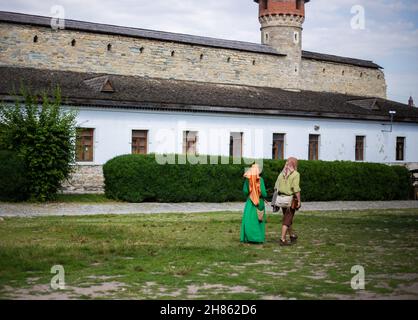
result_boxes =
[61,165,104,194]
[0,23,387,98]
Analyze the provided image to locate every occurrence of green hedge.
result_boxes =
[103,154,411,203]
[0,150,29,202]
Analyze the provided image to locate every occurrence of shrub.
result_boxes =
[103,154,411,203]
[0,87,77,202]
[0,150,29,202]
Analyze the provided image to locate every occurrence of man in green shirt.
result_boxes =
[274,157,302,246]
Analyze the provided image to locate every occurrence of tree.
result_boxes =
[0,87,78,202]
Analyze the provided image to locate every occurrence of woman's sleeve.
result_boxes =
[261,178,268,198]
[291,173,301,193]
[243,179,249,197]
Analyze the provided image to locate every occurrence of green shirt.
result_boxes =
[275,171,301,196]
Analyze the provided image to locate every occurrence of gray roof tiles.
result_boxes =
[0,66,416,123]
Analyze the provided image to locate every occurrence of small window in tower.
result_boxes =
[140,47,144,54]
[342,70,345,76]
[171,50,175,57]
[252,59,256,66]
[293,31,299,44]
[33,35,38,43]
[360,72,363,78]
[227,57,231,63]
[377,75,381,79]
[71,39,76,47]
[261,0,268,10]
[323,68,326,73]
[107,43,112,51]
[200,53,204,61]
[265,33,269,42]
[296,0,302,10]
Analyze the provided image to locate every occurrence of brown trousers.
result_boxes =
[282,207,296,227]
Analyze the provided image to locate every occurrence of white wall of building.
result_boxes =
[71,106,418,165]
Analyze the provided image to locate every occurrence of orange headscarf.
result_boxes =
[244,164,261,206]
[282,157,298,180]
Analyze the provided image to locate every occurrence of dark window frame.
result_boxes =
[309,134,320,161]
[76,128,94,162]
[132,130,148,155]
[355,136,365,161]
[396,137,406,161]
[273,133,285,160]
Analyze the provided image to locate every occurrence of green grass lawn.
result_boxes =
[0,209,417,300]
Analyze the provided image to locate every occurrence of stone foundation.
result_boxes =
[61,165,104,194]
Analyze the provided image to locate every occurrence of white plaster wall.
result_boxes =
[71,106,418,165]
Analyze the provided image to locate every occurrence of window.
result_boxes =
[132,130,148,155]
[296,0,302,10]
[76,128,94,162]
[107,43,112,51]
[396,137,405,161]
[273,134,285,160]
[261,0,268,10]
[183,131,198,155]
[230,132,243,158]
[33,35,38,43]
[71,39,76,47]
[355,136,365,161]
[309,135,320,161]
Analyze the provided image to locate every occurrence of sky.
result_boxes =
[0,0,417,104]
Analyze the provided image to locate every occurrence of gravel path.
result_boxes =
[0,201,417,217]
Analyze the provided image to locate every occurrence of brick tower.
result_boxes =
[254,0,310,79]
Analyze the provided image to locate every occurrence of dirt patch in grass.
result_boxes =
[2,281,127,300]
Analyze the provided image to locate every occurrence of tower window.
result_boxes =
[252,59,256,66]
[171,50,175,57]
[360,72,363,78]
[227,57,231,63]
[261,0,268,10]
[71,39,76,47]
[200,53,204,60]
[33,35,38,43]
[342,70,345,76]
[323,68,326,73]
[296,0,302,10]
[140,47,144,53]
[107,43,112,51]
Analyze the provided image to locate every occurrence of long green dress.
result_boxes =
[240,177,268,244]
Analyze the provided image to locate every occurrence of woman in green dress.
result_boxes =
[240,163,268,244]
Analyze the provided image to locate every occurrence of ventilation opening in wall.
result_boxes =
[33,35,38,43]
[107,43,112,51]
[71,39,76,47]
